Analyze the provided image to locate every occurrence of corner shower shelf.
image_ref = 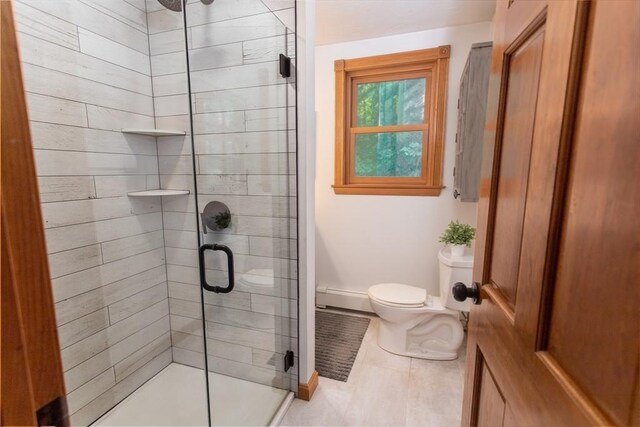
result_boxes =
[128,190,190,197]
[121,129,186,137]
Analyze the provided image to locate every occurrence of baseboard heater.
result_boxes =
[316,286,374,313]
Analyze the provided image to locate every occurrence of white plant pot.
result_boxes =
[450,244,466,257]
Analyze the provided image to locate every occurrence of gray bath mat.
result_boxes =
[315,310,371,382]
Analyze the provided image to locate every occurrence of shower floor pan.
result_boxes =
[93,363,289,426]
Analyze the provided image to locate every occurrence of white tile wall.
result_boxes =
[19,33,153,95]
[41,197,160,228]
[48,244,103,279]
[78,28,152,76]
[15,1,170,424]
[190,13,285,49]
[193,130,294,155]
[196,174,248,195]
[124,0,147,11]
[38,176,97,203]
[26,93,88,127]
[13,1,80,50]
[60,301,169,371]
[242,33,295,64]
[52,247,166,303]
[188,43,244,71]
[194,84,289,114]
[149,0,297,394]
[192,111,245,134]
[34,150,159,176]
[79,0,148,34]
[150,51,187,76]
[149,28,189,55]
[19,0,150,53]
[154,94,190,116]
[185,0,269,27]
[114,332,172,381]
[22,63,154,116]
[45,212,163,253]
[94,175,149,198]
[30,122,157,155]
[71,350,173,426]
[190,61,281,93]
[86,105,155,131]
[55,265,167,325]
[101,230,165,263]
[19,0,299,422]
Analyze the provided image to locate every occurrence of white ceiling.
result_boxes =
[316,0,496,45]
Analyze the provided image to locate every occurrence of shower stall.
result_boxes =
[14,0,300,424]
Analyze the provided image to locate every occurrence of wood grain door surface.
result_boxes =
[1,1,69,425]
[462,0,640,425]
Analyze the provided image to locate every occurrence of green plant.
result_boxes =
[439,220,476,247]
[214,211,231,229]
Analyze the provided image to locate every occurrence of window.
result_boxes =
[333,46,450,196]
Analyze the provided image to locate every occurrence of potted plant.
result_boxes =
[214,211,231,230]
[439,220,475,257]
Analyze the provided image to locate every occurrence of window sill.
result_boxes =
[332,185,443,196]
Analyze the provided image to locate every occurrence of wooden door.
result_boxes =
[1,1,69,425]
[462,0,640,425]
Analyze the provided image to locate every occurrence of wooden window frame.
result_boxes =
[333,45,450,196]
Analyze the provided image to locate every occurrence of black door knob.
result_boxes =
[452,282,481,305]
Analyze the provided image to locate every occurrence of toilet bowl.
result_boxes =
[367,247,473,360]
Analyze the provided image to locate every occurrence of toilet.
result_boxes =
[368,247,473,360]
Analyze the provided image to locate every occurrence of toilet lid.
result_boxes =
[368,283,426,307]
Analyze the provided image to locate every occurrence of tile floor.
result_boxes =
[94,363,289,426]
[281,310,466,427]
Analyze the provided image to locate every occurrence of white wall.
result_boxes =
[296,0,317,386]
[315,22,491,301]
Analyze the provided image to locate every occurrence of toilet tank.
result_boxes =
[438,247,474,312]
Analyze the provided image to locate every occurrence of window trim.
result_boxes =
[333,45,450,196]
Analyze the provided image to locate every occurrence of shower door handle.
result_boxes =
[199,244,235,293]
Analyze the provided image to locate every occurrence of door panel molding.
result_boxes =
[511,0,589,349]
[476,358,507,426]
[461,0,637,425]
[534,1,591,352]
[482,284,515,325]
[543,2,640,423]
[504,0,546,43]
[537,352,611,425]
[488,19,546,312]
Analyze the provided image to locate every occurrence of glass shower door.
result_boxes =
[182,0,298,424]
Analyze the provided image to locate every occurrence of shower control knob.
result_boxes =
[452,282,481,305]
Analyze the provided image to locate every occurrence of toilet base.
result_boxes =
[377,312,464,361]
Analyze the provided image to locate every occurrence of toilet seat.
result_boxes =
[368,283,426,308]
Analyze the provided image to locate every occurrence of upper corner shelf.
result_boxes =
[128,190,190,197]
[121,129,186,137]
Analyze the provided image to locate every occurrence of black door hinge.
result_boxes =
[284,350,294,372]
[37,396,68,427]
[279,54,291,78]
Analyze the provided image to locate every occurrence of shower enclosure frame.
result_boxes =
[177,0,301,424]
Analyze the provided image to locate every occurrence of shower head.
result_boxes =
[157,0,181,12]
[157,0,214,12]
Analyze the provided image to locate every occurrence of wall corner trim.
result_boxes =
[297,370,319,401]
